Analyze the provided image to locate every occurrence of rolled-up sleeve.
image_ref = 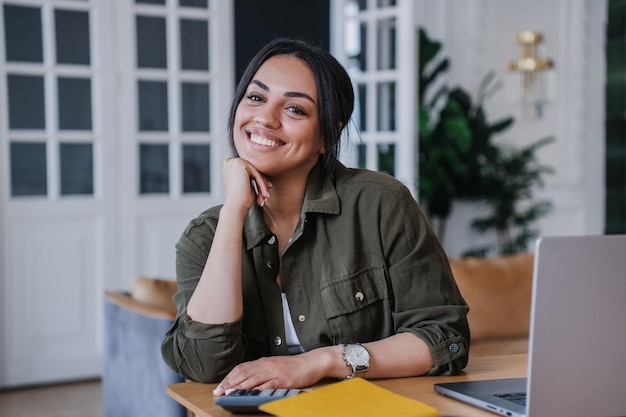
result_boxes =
[161,312,245,382]
[383,185,470,375]
[160,209,247,382]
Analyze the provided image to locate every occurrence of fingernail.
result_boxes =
[225,388,236,395]
[213,384,223,395]
[261,197,267,208]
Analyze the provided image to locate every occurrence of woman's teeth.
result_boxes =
[250,134,280,147]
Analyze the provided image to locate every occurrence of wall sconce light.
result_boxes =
[506,31,554,119]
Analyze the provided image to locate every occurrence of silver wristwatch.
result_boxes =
[341,343,370,380]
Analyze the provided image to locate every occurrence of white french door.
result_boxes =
[0,0,232,387]
[0,0,114,387]
[331,0,418,194]
[113,0,233,290]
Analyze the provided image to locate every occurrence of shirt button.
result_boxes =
[449,343,460,353]
[274,336,282,346]
[298,315,305,322]
[355,291,364,302]
[266,261,275,269]
[267,236,276,245]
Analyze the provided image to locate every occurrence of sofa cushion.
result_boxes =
[131,277,178,317]
[449,253,534,342]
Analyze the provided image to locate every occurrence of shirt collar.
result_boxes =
[242,161,342,250]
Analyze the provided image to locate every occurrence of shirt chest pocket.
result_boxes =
[319,265,392,342]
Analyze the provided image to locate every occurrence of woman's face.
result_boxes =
[233,55,325,178]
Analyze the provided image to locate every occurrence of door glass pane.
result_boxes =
[606,149,625,188]
[180,0,208,8]
[377,0,396,7]
[138,80,169,131]
[606,40,625,115]
[58,77,92,130]
[605,0,626,234]
[10,142,47,196]
[606,189,626,233]
[183,144,210,193]
[377,81,396,131]
[356,84,367,131]
[182,82,209,132]
[346,23,367,71]
[357,143,367,168]
[180,19,209,70]
[606,119,626,150]
[349,0,367,11]
[136,15,167,68]
[7,74,45,129]
[608,0,626,38]
[3,5,43,63]
[140,144,169,194]
[377,143,395,176]
[55,9,90,65]
[377,17,396,70]
[344,3,366,71]
[60,143,93,195]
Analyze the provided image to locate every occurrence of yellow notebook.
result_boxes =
[259,378,439,417]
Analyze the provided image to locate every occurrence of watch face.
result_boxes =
[346,344,370,366]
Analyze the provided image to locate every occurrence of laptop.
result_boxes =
[434,235,626,417]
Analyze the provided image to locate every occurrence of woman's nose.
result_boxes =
[254,105,280,128]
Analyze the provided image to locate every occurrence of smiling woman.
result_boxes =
[161,38,470,395]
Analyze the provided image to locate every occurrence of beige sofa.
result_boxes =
[449,253,534,357]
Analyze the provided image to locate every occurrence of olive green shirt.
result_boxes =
[161,163,470,383]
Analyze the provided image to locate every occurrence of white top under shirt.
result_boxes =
[281,293,305,355]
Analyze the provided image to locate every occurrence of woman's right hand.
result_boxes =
[222,158,271,213]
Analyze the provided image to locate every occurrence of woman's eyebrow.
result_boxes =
[251,79,270,91]
[251,79,316,104]
[284,91,316,104]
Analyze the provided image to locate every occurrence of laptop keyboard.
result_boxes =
[496,392,527,406]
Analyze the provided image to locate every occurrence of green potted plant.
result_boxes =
[417,28,554,256]
[462,137,554,257]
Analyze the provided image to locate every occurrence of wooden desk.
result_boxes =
[167,353,527,417]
